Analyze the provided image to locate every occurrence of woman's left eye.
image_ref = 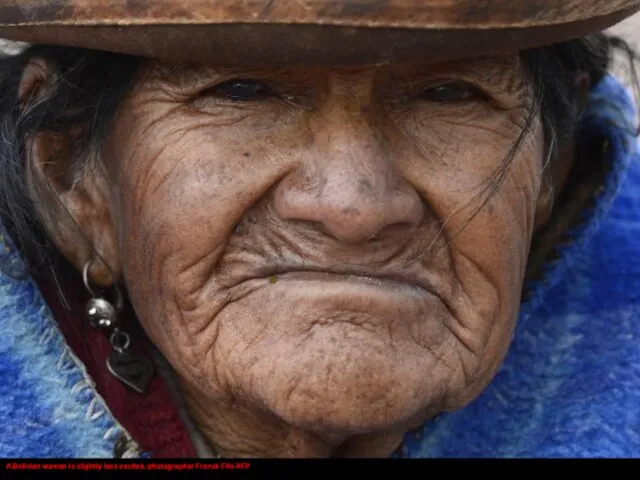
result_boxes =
[419,82,485,102]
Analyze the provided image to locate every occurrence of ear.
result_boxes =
[532,72,591,232]
[20,58,121,287]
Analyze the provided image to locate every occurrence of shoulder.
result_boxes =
[0,230,140,458]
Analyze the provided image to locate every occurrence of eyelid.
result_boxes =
[197,77,318,111]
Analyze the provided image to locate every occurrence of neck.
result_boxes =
[178,380,408,458]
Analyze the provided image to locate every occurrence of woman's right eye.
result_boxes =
[207,79,271,101]
[419,82,486,103]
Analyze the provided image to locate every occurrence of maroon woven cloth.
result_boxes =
[36,266,197,458]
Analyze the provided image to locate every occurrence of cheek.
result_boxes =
[443,157,544,407]
[401,105,544,289]
[398,109,544,397]
[110,110,311,376]
[448,121,545,290]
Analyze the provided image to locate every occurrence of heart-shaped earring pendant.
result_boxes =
[106,350,155,394]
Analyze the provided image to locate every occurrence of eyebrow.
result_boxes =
[148,61,304,88]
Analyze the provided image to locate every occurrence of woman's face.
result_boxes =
[39,54,551,456]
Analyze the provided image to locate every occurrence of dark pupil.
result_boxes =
[219,81,266,100]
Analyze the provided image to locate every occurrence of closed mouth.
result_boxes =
[257,267,431,294]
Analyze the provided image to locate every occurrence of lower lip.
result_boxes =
[266,271,426,294]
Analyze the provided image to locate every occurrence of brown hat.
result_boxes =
[1,1,639,65]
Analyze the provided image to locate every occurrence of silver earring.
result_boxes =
[83,260,154,394]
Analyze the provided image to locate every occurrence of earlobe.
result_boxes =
[532,138,577,233]
[533,176,554,232]
[20,59,121,287]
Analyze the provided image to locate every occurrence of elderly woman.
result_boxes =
[0,1,639,459]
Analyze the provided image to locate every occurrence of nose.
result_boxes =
[272,106,424,245]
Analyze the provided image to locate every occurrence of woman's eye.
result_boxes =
[210,79,270,101]
[420,83,484,102]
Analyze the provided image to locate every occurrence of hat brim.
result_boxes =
[0,0,639,65]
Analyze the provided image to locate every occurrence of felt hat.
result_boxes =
[0,1,639,65]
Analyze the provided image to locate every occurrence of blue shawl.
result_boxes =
[1,75,639,458]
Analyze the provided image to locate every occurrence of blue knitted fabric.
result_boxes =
[0,234,142,457]
[0,74,638,458]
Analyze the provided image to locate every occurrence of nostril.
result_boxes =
[371,222,417,242]
[306,220,345,242]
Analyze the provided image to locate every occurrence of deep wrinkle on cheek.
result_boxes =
[117,123,307,316]
[386,107,542,353]
[454,129,544,311]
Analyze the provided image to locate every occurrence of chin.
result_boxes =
[241,325,449,439]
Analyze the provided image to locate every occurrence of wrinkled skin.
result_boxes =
[24,54,565,457]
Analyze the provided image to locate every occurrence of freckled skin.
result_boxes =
[28,56,561,457]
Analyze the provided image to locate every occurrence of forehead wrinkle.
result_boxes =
[137,55,533,113]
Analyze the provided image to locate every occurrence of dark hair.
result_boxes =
[0,35,637,276]
[461,35,639,236]
[0,46,144,276]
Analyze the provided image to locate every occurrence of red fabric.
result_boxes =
[35,266,197,458]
